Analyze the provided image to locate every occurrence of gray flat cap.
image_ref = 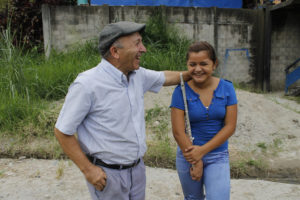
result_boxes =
[98,21,146,56]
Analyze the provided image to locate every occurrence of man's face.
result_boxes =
[116,32,147,74]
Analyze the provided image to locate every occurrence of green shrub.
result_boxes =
[141,7,191,71]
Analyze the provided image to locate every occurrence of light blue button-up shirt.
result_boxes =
[55,59,165,164]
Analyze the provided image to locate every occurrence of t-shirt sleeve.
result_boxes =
[170,85,185,110]
[226,81,238,106]
[55,82,92,135]
[141,68,165,94]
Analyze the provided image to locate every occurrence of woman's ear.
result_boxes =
[213,59,218,70]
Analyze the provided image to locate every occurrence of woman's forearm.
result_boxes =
[200,124,236,154]
[173,131,193,151]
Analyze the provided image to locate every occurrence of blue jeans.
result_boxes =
[176,147,230,200]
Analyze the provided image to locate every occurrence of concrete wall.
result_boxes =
[42,5,262,88]
[270,10,300,91]
[42,5,110,57]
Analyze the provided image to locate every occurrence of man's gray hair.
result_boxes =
[102,39,124,60]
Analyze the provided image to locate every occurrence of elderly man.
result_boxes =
[54,21,190,200]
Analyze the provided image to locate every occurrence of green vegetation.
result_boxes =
[269,96,300,114]
[230,153,268,178]
[56,160,65,179]
[284,95,300,104]
[141,7,190,71]
[0,21,100,158]
[0,31,100,133]
[273,138,283,148]
[256,142,267,151]
[0,0,8,10]
[255,138,284,156]
[233,82,264,93]
[144,106,176,169]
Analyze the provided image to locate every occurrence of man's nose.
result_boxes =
[140,43,147,53]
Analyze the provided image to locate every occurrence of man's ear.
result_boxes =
[110,46,120,59]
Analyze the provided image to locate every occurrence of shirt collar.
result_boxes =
[185,79,225,99]
[99,59,137,84]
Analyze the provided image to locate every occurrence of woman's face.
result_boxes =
[187,51,216,84]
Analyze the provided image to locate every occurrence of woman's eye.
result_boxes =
[189,63,196,67]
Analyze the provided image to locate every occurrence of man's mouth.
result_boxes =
[136,54,141,60]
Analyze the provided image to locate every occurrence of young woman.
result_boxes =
[170,41,238,200]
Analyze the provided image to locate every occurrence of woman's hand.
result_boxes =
[183,145,205,164]
[190,160,203,181]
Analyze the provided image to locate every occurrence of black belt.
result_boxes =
[86,155,140,170]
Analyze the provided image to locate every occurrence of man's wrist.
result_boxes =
[80,160,95,175]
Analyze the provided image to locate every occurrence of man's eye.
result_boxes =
[189,63,196,67]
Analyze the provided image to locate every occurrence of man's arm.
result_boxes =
[163,71,190,86]
[54,128,106,191]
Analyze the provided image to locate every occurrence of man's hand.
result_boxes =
[84,164,107,191]
[183,145,205,164]
[190,160,203,181]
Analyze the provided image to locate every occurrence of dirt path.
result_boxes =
[1,158,300,200]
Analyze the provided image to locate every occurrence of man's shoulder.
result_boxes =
[135,67,164,78]
[77,66,101,80]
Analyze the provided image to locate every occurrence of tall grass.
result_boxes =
[0,22,100,132]
[141,8,191,71]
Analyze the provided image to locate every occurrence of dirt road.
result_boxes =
[1,158,300,200]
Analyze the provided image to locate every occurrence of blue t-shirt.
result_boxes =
[170,79,237,152]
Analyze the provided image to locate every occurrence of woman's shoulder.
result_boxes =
[220,78,234,88]
[174,84,181,91]
[218,79,236,98]
[172,84,182,95]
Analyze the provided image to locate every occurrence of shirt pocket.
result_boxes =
[213,96,227,106]
[186,97,199,110]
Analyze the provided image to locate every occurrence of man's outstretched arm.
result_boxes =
[163,71,190,86]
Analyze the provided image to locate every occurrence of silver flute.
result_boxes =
[180,73,194,142]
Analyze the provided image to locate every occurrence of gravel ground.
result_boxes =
[1,158,300,200]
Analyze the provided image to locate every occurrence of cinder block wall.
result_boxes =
[42,5,261,88]
[216,8,259,85]
[42,5,109,56]
[270,10,300,91]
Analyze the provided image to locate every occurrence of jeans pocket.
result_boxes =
[203,150,229,165]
